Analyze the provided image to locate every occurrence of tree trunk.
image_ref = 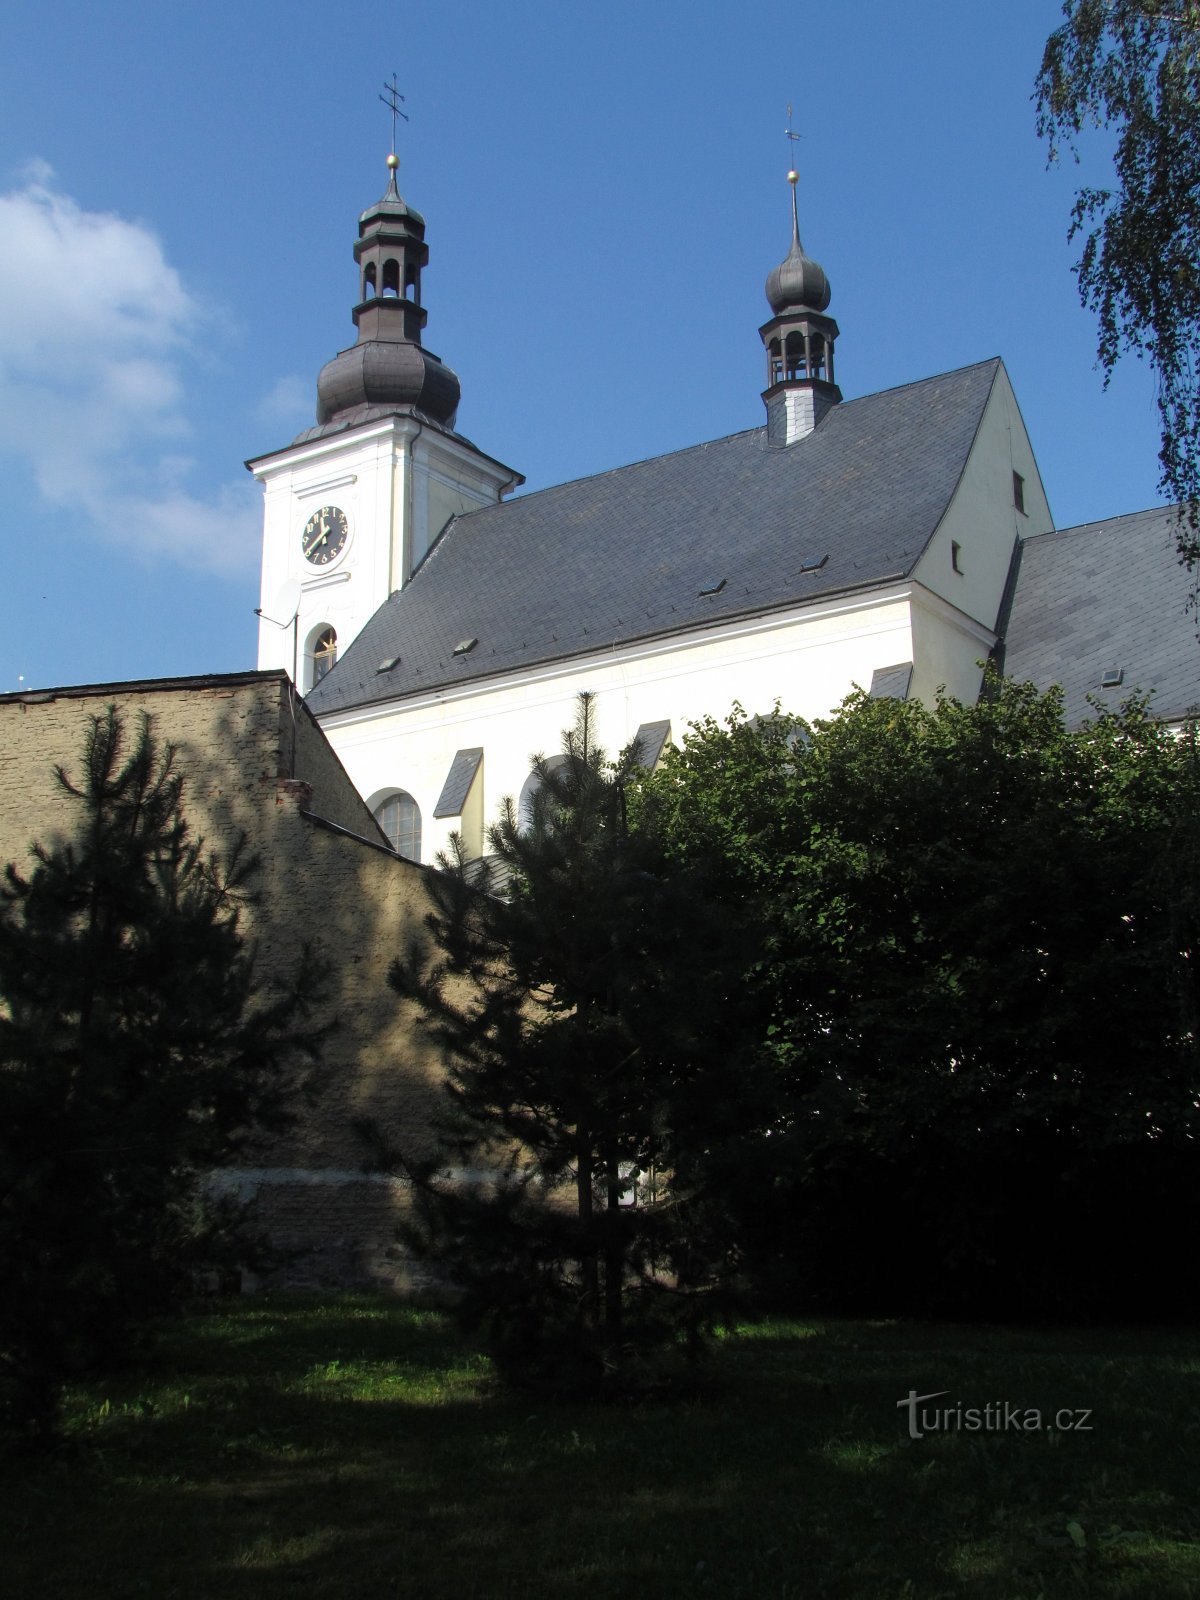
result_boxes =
[576,1131,599,1333]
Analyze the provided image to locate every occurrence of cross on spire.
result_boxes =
[380,74,409,156]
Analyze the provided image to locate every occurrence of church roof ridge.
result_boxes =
[445,356,1005,524]
[1022,502,1175,546]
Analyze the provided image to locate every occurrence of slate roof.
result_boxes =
[307,359,1002,718]
[1000,505,1200,726]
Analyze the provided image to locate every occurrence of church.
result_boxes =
[249,153,1198,865]
[1,151,1195,1289]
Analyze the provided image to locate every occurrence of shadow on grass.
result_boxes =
[5,1297,1200,1600]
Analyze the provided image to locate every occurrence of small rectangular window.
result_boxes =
[951,540,963,574]
[1013,471,1026,515]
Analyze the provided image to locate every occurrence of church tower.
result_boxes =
[759,169,841,445]
[249,153,522,691]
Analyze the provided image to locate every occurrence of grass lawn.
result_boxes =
[4,1295,1199,1599]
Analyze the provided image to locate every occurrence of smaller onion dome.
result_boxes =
[765,234,831,315]
[765,173,831,314]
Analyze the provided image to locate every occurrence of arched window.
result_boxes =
[374,791,422,862]
[517,756,569,834]
[382,258,400,297]
[363,263,377,298]
[310,626,337,687]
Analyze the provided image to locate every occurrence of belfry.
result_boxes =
[760,168,842,445]
[249,150,521,695]
[313,153,462,432]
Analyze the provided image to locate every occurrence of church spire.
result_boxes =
[759,161,841,445]
[313,145,462,431]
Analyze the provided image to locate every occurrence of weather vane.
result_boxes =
[380,74,409,159]
[785,103,802,178]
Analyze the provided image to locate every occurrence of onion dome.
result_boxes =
[310,154,461,431]
[765,171,831,314]
[316,339,460,426]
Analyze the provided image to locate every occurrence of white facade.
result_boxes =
[252,417,520,692]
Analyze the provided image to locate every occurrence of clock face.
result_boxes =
[301,505,349,566]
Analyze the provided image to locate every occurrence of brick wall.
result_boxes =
[0,670,452,1290]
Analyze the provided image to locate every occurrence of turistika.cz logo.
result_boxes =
[897,1390,1093,1440]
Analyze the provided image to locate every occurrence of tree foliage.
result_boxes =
[641,679,1200,1317]
[390,695,761,1391]
[0,709,321,1437]
[1036,1,1200,546]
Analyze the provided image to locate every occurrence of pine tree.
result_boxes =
[0,708,321,1437]
[390,694,760,1392]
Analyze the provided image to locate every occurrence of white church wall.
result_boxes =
[254,420,520,691]
[412,431,518,574]
[910,362,1053,706]
[909,585,1000,707]
[254,423,406,688]
[320,588,918,862]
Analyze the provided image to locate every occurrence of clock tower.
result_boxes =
[248,154,522,691]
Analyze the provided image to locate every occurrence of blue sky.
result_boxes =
[0,0,1163,693]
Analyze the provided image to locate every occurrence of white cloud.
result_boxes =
[0,166,257,575]
[257,374,312,428]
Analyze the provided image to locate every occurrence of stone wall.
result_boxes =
[0,669,449,1290]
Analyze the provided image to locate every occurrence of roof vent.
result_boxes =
[376,656,400,673]
[453,637,478,657]
[799,554,829,574]
[698,578,727,597]
[1101,667,1124,689]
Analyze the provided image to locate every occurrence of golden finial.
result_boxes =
[787,169,799,185]
[387,152,400,170]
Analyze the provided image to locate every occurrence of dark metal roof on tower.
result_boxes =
[310,151,462,433]
[360,165,425,227]
[759,163,842,444]
[765,172,831,314]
